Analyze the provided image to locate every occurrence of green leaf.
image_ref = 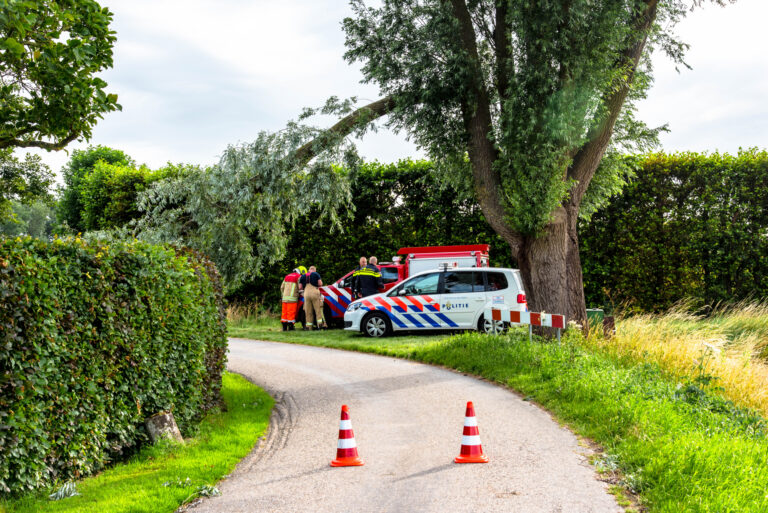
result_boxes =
[4,37,25,56]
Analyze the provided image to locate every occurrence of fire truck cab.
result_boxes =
[302,245,490,327]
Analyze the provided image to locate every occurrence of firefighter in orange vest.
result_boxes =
[280,266,306,331]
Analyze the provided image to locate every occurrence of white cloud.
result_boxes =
[639,0,768,153]
[24,0,768,178]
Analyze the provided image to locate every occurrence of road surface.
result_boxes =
[192,338,621,513]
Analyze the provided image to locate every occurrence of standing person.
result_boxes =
[351,256,367,299]
[300,265,326,330]
[280,266,305,331]
[353,257,383,298]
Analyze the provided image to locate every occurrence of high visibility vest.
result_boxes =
[281,272,301,302]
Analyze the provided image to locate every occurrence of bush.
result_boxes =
[0,236,227,494]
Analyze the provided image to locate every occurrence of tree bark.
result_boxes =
[0,131,79,151]
[565,205,587,325]
[450,0,523,254]
[516,207,570,324]
[560,0,658,325]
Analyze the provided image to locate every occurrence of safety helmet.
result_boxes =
[297,265,308,274]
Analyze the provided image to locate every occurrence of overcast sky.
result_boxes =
[27,0,768,177]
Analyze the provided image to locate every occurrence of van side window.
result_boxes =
[442,271,475,294]
[380,266,399,283]
[340,274,354,288]
[484,272,508,291]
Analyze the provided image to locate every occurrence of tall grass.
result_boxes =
[584,301,768,417]
[226,302,270,325]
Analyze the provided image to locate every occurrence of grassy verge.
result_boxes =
[2,373,273,513]
[231,315,768,512]
[586,302,768,417]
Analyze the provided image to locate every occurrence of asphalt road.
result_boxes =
[192,338,621,513]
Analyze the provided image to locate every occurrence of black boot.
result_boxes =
[281,322,287,331]
[288,323,295,331]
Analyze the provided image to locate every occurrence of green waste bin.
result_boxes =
[586,309,604,330]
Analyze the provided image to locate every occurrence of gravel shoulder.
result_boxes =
[191,338,621,513]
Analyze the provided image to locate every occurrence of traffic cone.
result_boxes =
[454,401,489,463]
[330,405,364,467]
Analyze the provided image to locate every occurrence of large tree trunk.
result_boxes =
[516,207,570,321]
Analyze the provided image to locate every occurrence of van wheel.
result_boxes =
[477,314,506,334]
[362,312,391,338]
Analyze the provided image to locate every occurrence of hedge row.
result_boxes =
[581,150,768,312]
[0,237,227,494]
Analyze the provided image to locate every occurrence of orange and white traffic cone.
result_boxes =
[330,405,364,467]
[454,401,489,463]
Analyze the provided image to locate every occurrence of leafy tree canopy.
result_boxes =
[0,148,52,221]
[341,0,725,235]
[57,145,133,232]
[79,161,164,231]
[0,0,120,151]
[0,199,54,237]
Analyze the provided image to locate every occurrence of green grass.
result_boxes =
[228,316,449,353]
[232,317,768,512]
[2,373,273,513]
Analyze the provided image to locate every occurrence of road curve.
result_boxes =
[192,339,621,513]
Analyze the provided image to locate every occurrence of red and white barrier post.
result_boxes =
[485,307,566,343]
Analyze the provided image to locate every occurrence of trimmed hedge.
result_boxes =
[581,150,768,312]
[0,237,227,494]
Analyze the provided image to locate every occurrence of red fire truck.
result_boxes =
[299,245,490,327]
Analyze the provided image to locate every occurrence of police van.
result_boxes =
[307,245,491,327]
[344,267,527,337]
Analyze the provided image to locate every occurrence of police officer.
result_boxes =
[351,256,367,299]
[352,256,383,298]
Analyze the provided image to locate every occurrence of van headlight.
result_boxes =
[347,302,362,312]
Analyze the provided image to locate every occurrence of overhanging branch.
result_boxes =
[292,95,396,168]
[0,131,79,151]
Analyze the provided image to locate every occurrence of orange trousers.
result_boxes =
[281,301,298,323]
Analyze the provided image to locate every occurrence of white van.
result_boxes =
[343,267,527,337]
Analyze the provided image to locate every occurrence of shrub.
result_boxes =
[0,236,227,494]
